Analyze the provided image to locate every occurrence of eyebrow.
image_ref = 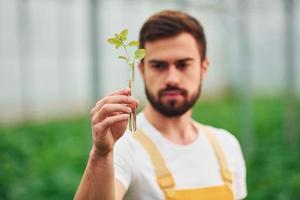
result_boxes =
[175,58,194,63]
[148,60,167,65]
[148,57,194,64]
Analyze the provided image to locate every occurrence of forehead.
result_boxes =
[144,32,201,62]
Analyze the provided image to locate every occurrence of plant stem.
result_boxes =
[122,44,136,132]
[121,44,130,63]
[130,63,134,81]
[128,79,136,132]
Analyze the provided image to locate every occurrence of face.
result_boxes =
[139,32,209,117]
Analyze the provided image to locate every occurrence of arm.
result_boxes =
[74,88,138,200]
[74,150,126,200]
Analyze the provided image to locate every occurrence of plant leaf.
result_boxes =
[120,29,128,41]
[107,37,122,48]
[128,40,139,47]
[107,37,117,45]
[134,49,145,60]
[116,43,122,49]
[118,56,128,61]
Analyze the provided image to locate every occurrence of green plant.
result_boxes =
[107,29,145,132]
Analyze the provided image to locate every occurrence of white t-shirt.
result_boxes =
[114,112,247,200]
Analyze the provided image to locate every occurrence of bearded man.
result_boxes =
[75,10,247,200]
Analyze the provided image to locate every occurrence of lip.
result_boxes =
[161,90,183,98]
[162,91,181,95]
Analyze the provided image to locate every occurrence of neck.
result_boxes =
[143,103,198,145]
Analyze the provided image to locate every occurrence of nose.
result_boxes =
[165,66,180,86]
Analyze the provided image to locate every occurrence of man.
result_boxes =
[75,10,247,200]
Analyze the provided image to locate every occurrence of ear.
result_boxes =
[138,62,146,81]
[200,58,209,80]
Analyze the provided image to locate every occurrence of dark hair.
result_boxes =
[139,10,207,61]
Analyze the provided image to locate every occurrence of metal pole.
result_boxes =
[284,0,298,147]
[236,0,254,158]
[88,0,101,104]
[16,0,32,121]
[56,0,74,108]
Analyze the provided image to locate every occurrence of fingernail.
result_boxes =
[122,114,129,119]
[128,96,134,101]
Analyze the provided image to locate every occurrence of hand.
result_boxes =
[90,88,138,157]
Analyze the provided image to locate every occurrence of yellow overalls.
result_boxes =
[133,123,234,200]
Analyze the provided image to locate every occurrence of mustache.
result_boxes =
[158,85,188,96]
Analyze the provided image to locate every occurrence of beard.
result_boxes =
[145,83,201,117]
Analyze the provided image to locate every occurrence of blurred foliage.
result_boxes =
[0,118,91,200]
[193,96,300,200]
[0,96,299,200]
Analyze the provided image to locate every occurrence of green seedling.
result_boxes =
[107,29,145,132]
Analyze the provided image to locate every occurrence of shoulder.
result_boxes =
[202,125,245,167]
[114,112,153,157]
[114,130,141,155]
[114,129,148,163]
[205,126,248,199]
[206,125,242,153]
[113,130,143,190]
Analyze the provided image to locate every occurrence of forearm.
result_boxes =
[74,149,115,200]
[75,87,136,199]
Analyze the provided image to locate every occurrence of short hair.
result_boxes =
[139,10,207,61]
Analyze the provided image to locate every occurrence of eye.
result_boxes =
[176,62,189,69]
[151,62,167,70]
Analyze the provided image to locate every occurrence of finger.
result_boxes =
[94,113,129,134]
[91,95,138,115]
[92,104,131,125]
[96,95,135,107]
[108,88,131,96]
[91,88,131,113]
[128,98,139,110]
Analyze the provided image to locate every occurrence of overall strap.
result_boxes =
[195,123,233,191]
[133,129,175,196]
